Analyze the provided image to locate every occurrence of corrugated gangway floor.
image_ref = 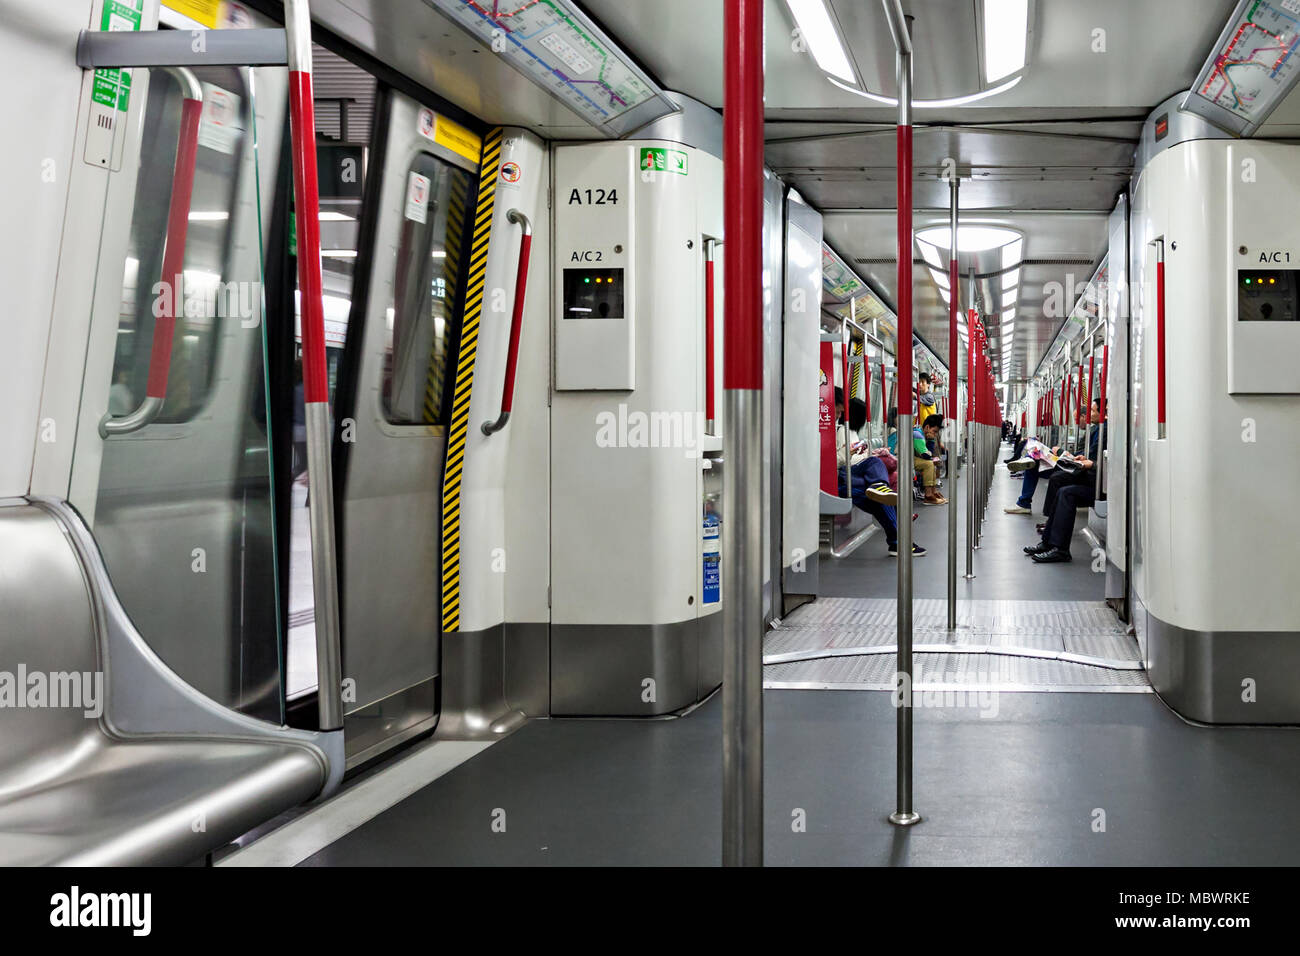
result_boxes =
[765,598,1147,692]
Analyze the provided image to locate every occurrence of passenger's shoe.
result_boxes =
[1003,505,1031,514]
[923,494,948,505]
[888,543,927,556]
[1023,542,1052,555]
[1006,457,1037,473]
[864,482,898,505]
[1035,523,1047,534]
[1031,547,1072,563]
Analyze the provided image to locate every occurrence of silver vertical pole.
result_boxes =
[884,0,919,828]
[946,177,959,629]
[721,0,764,867]
[285,0,344,732]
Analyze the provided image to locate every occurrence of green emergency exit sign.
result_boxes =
[639,147,688,175]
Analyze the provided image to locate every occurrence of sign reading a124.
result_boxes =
[640,147,688,175]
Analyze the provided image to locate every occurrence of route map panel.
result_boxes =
[428,0,675,135]
[1184,0,1300,133]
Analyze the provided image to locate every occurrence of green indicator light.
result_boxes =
[584,277,590,283]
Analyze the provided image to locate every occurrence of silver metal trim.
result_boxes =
[284,0,313,74]
[305,402,343,730]
[76,28,290,68]
[722,388,764,867]
[99,395,164,439]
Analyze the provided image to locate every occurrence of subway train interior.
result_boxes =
[1,0,1298,890]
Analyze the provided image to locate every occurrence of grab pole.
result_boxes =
[285,0,343,731]
[721,0,765,867]
[883,0,919,828]
[946,175,959,629]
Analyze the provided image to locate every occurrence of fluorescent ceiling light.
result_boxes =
[939,289,951,304]
[918,240,944,270]
[930,268,950,290]
[319,212,356,222]
[1001,291,1017,310]
[322,250,358,258]
[983,0,1029,84]
[189,211,229,222]
[1002,307,1016,321]
[1001,238,1023,269]
[1002,323,1015,336]
[1001,269,1019,291]
[785,0,855,83]
[828,74,1023,107]
[916,225,1021,254]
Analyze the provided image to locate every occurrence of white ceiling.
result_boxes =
[312,0,1298,378]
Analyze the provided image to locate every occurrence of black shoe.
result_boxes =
[1031,547,1072,563]
[888,542,927,556]
[1024,542,1052,555]
[1035,523,1047,534]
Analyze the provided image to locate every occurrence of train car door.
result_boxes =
[63,13,287,724]
[334,92,480,766]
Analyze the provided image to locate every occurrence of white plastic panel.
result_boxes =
[1226,142,1300,393]
[553,144,636,390]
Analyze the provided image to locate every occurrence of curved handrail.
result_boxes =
[100,67,204,439]
[481,208,533,436]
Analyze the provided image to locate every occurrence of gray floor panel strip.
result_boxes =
[766,596,1144,689]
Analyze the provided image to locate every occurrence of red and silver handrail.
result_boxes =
[99,67,203,438]
[704,238,717,432]
[286,0,344,733]
[1154,237,1167,439]
[482,209,533,436]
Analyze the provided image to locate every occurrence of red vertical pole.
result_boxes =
[721,0,764,869]
[286,0,343,732]
[704,242,716,427]
[1155,241,1167,438]
[1100,343,1110,422]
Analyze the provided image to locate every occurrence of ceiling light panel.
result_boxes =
[786,0,856,82]
[983,0,1029,83]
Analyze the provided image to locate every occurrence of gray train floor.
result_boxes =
[298,448,1300,866]
[817,446,1104,602]
[300,691,1300,866]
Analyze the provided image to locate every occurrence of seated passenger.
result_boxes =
[1024,399,1106,563]
[914,414,948,505]
[886,406,899,454]
[835,393,926,556]
[1004,437,1060,514]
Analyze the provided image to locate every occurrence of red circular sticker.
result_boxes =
[499,161,521,183]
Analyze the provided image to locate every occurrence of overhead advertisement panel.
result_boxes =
[426,0,678,136]
[1183,0,1300,135]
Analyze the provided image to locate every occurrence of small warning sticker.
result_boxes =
[404,171,431,224]
[417,108,437,141]
[85,0,144,171]
[197,83,243,154]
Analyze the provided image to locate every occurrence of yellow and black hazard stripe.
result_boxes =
[441,127,502,633]
[849,338,864,401]
[423,168,469,423]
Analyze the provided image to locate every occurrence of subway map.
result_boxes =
[1194,0,1300,123]
[429,0,666,130]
